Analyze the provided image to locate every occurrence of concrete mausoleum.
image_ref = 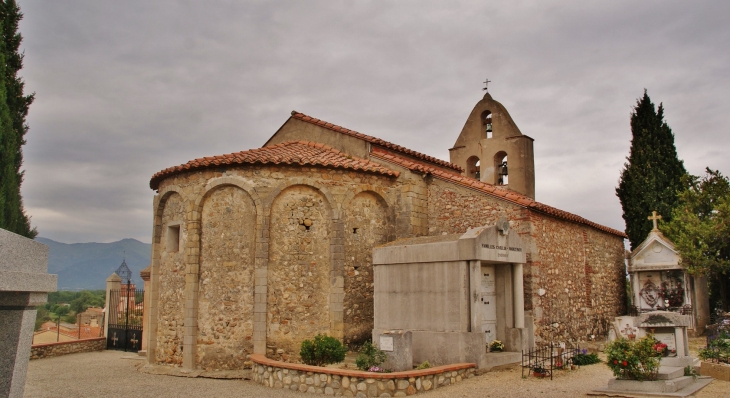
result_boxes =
[145,91,628,371]
[372,222,530,369]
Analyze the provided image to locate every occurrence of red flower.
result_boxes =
[622,361,627,366]
[613,360,618,365]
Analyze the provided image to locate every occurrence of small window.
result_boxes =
[167,225,180,253]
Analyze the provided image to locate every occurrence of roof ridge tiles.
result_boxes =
[150,140,400,189]
[370,150,626,238]
[290,111,463,172]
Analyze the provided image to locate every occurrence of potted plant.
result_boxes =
[489,340,504,352]
[532,363,549,378]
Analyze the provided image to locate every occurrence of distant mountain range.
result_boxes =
[35,237,151,290]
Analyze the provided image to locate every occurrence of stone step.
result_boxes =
[660,356,698,368]
[657,365,685,380]
[483,351,521,370]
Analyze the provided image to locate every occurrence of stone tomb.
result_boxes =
[612,311,691,358]
[628,212,710,334]
[372,222,531,369]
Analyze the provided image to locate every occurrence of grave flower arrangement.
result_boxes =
[489,340,504,352]
[605,334,661,381]
[653,342,668,357]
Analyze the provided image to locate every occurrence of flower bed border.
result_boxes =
[250,354,476,396]
[700,360,730,381]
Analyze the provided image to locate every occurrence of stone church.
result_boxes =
[145,91,627,370]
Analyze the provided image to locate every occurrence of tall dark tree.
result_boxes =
[616,90,686,249]
[0,0,35,237]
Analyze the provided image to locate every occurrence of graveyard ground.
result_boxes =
[24,337,729,398]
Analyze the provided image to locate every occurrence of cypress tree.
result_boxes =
[616,90,686,249]
[0,0,35,238]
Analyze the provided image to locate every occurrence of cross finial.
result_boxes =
[648,211,662,231]
[483,78,491,91]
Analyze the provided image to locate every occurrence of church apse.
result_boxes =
[343,192,390,347]
[155,192,186,366]
[196,185,256,369]
[267,185,332,361]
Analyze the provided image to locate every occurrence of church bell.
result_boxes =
[499,162,508,176]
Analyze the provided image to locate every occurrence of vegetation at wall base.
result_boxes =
[616,90,686,250]
[0,0,35,238]
[355,341,387,371]
[300,334,347,367]
[571,351,601,366]
[664,169,730,311]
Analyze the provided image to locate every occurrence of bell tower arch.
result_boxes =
[449,91,535,199]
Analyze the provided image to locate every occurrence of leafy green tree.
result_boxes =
[0,0,34,237]
[616,90,687,249]
[34,306,50,330]
[664,169,730,311]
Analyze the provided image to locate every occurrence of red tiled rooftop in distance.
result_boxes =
[370,147,627,238]
[290,111,464,173]
[150,140,400,190]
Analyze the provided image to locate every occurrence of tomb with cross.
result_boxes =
[625,211,710,335]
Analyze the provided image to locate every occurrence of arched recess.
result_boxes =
[153,191,186,366]
[466,156,481,180]
[481,110,493,139]
[494,151,508,186]
[195,184,257,370]
[343,190,391,346]
[266,184,333,360]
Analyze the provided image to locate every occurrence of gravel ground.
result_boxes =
[24,348,730,397]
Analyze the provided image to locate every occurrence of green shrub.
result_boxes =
[415,361,431,370]
[300,334,347,366]
[355,341,387,371]
[571,351,601,366]
[698,331,730,363]
[605,334,660,381]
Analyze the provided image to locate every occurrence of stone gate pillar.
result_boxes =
[104,273,121,338]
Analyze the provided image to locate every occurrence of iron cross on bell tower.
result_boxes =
[482,78,491,92]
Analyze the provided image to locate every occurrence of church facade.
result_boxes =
[145,93,627,370]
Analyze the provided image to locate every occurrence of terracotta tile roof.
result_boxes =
[370,147,627,238]
[290,111,464,173]
[150,141,399,190]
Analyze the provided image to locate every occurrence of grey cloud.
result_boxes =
[16,0,730,243]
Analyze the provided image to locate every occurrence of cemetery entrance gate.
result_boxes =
[106,282,144,351]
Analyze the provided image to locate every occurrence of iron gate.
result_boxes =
[107,283,144,351]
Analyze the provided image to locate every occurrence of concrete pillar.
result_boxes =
[0,229,56,398]
[139,266,151,353]
[675,327,688,357]
[513,263,524,329]
[104,273,122,339]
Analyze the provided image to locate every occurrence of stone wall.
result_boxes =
[528,213,626,343]
[267,185,332,360]
[343,192,390,346]
[197,185,257,369]
[155,192,187,365]
[426,180,626,344]
[30,338,106,360]
[250,354,476,397]
[427,181,525,235]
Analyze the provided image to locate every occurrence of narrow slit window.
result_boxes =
[167,225,180,253]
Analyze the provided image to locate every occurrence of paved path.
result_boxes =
[24,350,729,397]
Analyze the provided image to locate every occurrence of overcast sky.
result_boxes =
[17,1,730,244]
